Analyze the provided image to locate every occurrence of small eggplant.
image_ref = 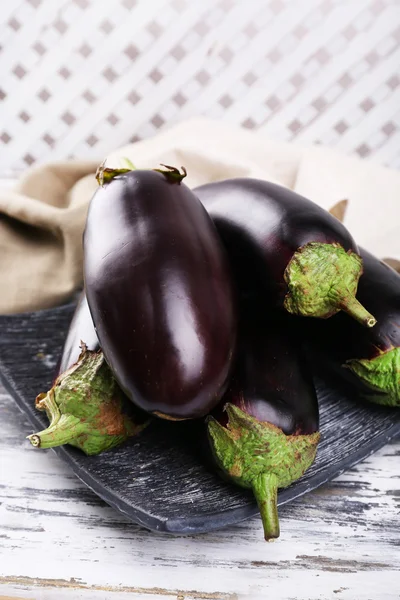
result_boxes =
[28,295,148,455]
[194,178,376,327]
[304,248,400,407]
[84,165,237,420]
[207,299,320,541]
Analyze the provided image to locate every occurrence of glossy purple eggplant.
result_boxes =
[207,298,320,541]
[194,178,376,327]
[28,294,148,455]
[303,248,400,407]
[84,166,237,420]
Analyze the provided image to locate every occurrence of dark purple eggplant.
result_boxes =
[84,165,237,420]
[304,248,400,407]
[207,298,320,541]
[194,178,376,328]
[28,294,148,455]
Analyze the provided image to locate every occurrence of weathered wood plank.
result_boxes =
[1,386,399,600]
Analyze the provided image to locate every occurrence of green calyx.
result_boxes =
[207,404,320,541]
[346,346,400,407]
[283,242,377,328]
[27,345,147,455]
[96,160,187,186]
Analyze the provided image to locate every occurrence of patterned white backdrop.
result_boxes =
[1,0,399,176]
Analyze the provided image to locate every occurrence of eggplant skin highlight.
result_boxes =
[194,178,376,328]
[84,166,237,420]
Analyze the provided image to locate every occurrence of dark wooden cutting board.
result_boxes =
[1,301,399,534]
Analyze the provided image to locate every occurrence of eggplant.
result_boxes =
[28,294,148,455]
[304,248,400,407]
[194,178,376,327]
[84,165,237,420]
[207,298,320,541]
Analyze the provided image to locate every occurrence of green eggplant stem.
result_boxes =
[331,287,377,328]
[252,472,280,541]
[28,414,83,449]
[96,161,187,186]
[284,241,377,327]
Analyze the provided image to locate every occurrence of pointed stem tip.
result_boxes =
[252,472,280,541]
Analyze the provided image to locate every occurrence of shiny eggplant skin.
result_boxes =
[215,299,319,436]
[59,293,99,374]
[194,178,376,328]
[84,170,237,420]
[303,248,400,406]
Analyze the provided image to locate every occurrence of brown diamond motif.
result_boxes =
[0,89,6,100]
[265,95,280,110]
[312,97,327,111]
[288,119,302,133]
[360,98,375,112]
[83,90,96,103]
[24,154,35,166]
[73,0,89,8]
[1,132,11,144]
[59,66,71,79]
[86,134,98,147]
[343,25,356,41]
[107,113,119,126]
[122,0,136,9]
[244,23,257,38]
[103,67,118,82]
[149,69,162,83]
[268,48,281,63]
[124,44,139,60]
[243,72,256,86]
[366,51,378,66]
[27,0,42,6]
[33,41,46,56]
[62,111,76,125]
[242,118,256,129]
[338,73,353,88]
[372,0,385,14]
[43,134,55,147]
[387,75,400,90]
[151,114,165,128]
[219,94,233,108]
[315,48,330,65]
[294,24,307,39]
[127,90,140,105]
[79,44,92,58]
[334,120,349,134]
[194,21,209,36]
[356,144,370,157]
[171,45,185,61]
[129,134,141,143]
[13,64,27,79]
[38,88,51,102]
[9,18,21,31]
[54,19,68,35]
[171,0,185,9]
[173,92,186,106]
[220,47,233,63]
[147,20,162,37]
[382,122,396,136]
[270,0,284,14]
[100,20,114,34]
[19,111,30,122]
[290,73,305,88]
[196,70,210,85]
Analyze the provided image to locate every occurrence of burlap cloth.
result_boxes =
[2,118,400,314]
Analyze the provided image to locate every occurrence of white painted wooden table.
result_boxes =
[1,383,399,600]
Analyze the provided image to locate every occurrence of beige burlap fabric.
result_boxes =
[1,118,400,314]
